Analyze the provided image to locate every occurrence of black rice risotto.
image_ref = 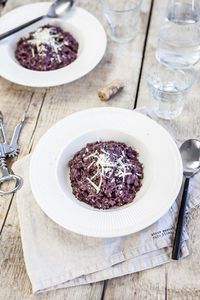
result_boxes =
[15,24,79,71]
[69,141,144,209]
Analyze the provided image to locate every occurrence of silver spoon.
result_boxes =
[172,139,200,260]
[0,0,74,41]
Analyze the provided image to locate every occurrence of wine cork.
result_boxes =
[98,79,124,101]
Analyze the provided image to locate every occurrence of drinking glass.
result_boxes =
[145,60,197,119]
[101,0,143,43]
[156,0,200,68]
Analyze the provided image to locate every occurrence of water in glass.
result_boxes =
[156,1,200,68]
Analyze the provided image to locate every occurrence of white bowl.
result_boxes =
[0,3,107,87]
[30,107,183,237]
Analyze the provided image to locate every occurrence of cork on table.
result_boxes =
[0,0,200,299]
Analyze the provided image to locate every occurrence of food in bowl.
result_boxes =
[69,141,143,209]
[15,24,79,71]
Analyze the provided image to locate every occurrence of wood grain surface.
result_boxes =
[0,0,200,299]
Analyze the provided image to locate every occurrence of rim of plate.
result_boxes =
[0,2,107,87]
[30,107,183,237]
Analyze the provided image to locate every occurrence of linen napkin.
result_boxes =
[13,116,200,294]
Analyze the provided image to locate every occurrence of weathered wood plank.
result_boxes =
[2,0,42,13]
[0,3,4,16]
[166,208,200,300]
[0,88,47,230]
[136,0,200,299]
[103,267,166,300]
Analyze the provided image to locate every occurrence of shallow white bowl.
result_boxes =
[30,107,183,237]
[0,2,107,87]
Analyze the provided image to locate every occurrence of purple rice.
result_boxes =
[15,24,79,71]
[69,141,144,209]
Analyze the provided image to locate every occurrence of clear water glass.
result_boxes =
[101,0,143,43]
[156,0,200,68]
[145,61,197,119]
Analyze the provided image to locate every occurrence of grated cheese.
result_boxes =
[85,148,133,193]
[28,26,64,61]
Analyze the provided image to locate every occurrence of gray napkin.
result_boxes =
[13,121,200,294]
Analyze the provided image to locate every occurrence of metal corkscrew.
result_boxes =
[0,111,27,196]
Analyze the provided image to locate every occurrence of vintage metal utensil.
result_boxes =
[172,139,200,260]
[0,0,74,41]
[0,112,27,196]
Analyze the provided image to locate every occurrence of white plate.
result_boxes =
[30,108,183,238]
[0,2,107,87]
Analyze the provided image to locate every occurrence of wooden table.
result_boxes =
[0,0,200,299]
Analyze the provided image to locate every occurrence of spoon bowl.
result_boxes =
[180,139,200,177]
[48,0,74,18]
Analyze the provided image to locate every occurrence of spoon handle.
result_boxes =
[0,15,45,41]
[172,177,190,260]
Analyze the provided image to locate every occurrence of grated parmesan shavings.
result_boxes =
[85,149,132,193]
[28,26,64,61]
